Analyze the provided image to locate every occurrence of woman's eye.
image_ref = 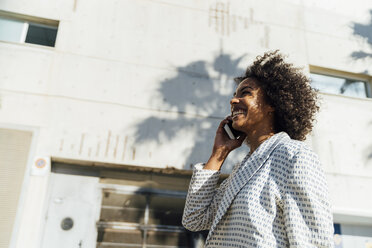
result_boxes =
[241,91,251,96]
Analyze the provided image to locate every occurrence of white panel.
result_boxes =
[41,173,101,248]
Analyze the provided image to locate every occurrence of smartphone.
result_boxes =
[223,121,243,139]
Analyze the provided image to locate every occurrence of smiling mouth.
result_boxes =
[232,110,246,117]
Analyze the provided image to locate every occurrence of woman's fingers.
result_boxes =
[218,117,229,128]
[237,133,247,142]
[216,118,230,136]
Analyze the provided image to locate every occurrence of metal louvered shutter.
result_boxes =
[0,128,32,248]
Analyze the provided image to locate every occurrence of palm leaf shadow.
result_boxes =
[351,9,372,62]
[133,53,247,170]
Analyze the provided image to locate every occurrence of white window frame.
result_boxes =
[0,10,59,47]
[19,22,29,43]
[309,65,372,99]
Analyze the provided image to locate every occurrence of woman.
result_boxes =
[182,51,334,247]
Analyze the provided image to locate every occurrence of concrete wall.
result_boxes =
[1,0,372,247]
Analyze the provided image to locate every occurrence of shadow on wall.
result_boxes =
[351,9,372,63]
[367,119,372,163]
[133,51,248,170]
[351,11,372,162]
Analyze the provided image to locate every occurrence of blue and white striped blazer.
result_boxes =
[182,132,334,247]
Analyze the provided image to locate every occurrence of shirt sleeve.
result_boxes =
[182,163,227,232]
[282,149,334,248]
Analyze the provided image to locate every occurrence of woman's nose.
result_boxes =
[230,97,239,105]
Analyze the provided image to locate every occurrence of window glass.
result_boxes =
[146,230,189,246]
[97,229,143,247]
[0,17,25,43]
[100,192,146,223]
[148,195,185,226]
[333,223,372,248]
[25,23,57,47]
[310,73,369,98]
[97,188,205,248]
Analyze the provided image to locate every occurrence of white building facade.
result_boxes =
[0,0,372,247]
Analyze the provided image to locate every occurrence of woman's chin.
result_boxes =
[232,121,244,132]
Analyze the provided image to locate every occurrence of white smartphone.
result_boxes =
[224,124,236,139]
[223,122,243,139]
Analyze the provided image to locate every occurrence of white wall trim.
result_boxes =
[333,207,372,226]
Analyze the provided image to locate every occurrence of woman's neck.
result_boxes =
[247,128,275,155]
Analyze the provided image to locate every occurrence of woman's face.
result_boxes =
[230,78,274,134]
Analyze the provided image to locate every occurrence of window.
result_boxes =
[333,223,372,248]
[97,187,207,248]
[309,67,371,99]
[0,11,58,47]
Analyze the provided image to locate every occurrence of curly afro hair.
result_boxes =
[235,50,319,141]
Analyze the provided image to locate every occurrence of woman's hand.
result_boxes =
[204,117,246,171]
